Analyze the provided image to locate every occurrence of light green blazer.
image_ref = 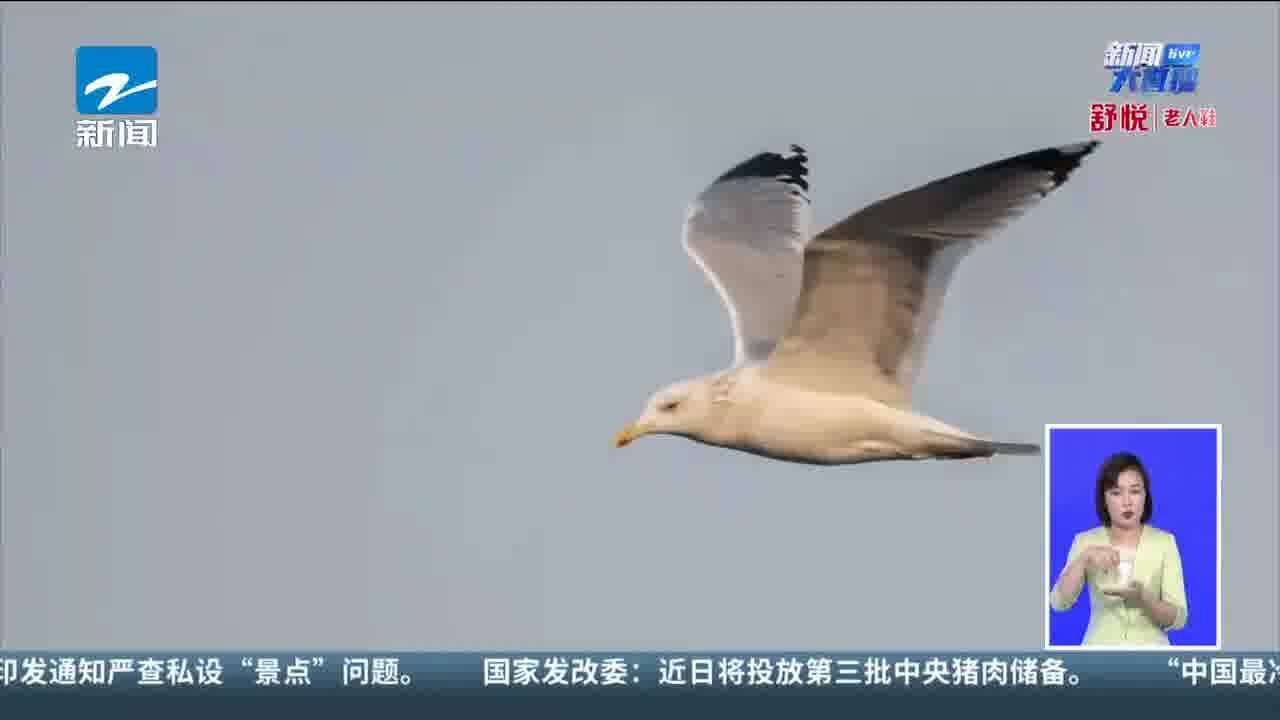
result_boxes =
[1049,524,1189,646]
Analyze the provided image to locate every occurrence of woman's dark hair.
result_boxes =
[1095,451,1153,526]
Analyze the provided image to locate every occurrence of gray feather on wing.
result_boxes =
[761,141,1101,407]
[681,145,814,367]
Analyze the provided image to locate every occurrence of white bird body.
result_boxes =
[662,366,1024,466]
[615,140,1101,466]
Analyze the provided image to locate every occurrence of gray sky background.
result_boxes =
[3,3,1276,651]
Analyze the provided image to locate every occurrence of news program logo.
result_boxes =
[1091,42,1214,137]
[1104,41,1200,94]
[75,46,158,150]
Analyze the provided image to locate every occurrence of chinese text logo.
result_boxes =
[75,46,158,150]
[1104,41,1200,94]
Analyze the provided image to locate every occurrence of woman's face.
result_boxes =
[1105,468,1146,529]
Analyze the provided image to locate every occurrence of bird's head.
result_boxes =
[614,377,716,449]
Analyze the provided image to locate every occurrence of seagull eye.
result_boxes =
[660,400,680,412]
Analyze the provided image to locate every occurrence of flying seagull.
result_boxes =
[614,139,1101,465]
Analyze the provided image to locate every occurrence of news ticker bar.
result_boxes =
[0,652,1277,695]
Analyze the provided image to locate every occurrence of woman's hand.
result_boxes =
[1104,579,1148,604]
[1079,545,1120,572]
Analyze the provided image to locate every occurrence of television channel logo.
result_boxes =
[1104,42,1199,95]
[75,46,158,150]
[76,45,158,115]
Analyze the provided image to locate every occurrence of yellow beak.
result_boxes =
[614,421,651,448]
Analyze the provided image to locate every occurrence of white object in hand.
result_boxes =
[1100,547,1136,593]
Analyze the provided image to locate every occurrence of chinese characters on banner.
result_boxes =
[2,653,1280,693]
[1090,103,1217,134]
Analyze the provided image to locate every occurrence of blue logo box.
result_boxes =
[1162,43,1200,67]
[76,46,158,115]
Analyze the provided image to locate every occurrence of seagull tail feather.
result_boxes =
[975,440,1042,456]
[919,429,1041,459]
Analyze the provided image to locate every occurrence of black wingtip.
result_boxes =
[715,145,810,193]
[1026,140,1102,189]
